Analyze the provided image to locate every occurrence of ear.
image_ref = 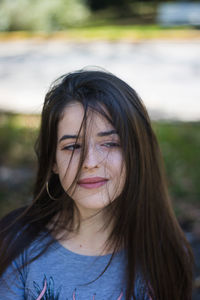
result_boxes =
[52,162,58,174]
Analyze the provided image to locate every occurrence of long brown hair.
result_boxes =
[0,69,194,299]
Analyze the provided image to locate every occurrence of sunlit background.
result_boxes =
[0,0,200,297]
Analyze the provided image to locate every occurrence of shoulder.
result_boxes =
[0,206,53,279]
[0,206,32,252]
[0,206,29,252]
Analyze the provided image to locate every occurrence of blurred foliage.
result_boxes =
[0,113,200,218]
[0,113,39,216]
[1,0,200,32]
[0,0,186,32]
[0,0,153,32]
[0,113,39,167]
[0,25,199,41]
[87,0,200,12]
[87,1,158,21]
[153,122,200,204]
[0,0,90,31]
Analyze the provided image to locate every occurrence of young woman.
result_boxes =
[0,69,194,299]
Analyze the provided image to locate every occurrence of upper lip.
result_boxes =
[78,177,108,184]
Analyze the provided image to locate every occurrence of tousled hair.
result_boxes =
[0,68,194,299]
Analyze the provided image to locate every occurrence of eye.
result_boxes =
[62,144,81,151]
[103,142,120,148]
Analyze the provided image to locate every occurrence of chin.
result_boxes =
[75,197,110,213]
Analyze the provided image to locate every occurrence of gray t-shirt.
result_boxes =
[0,233,150,300]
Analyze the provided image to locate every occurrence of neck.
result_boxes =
[54,208,114,256]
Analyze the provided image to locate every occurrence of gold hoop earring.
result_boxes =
[46,181,59,201]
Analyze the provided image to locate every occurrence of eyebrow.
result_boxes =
[59,129,118,143]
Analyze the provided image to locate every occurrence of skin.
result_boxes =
[53,102,126,217]
[52,102,126,254]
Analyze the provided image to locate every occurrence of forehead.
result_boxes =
[57,102,113,136]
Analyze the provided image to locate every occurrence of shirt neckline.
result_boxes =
[46,231,124,260]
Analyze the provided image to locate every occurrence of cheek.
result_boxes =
[107,151,124,176]
[109,152,126,195]
[56,154,79,187]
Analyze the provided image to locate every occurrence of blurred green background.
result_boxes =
[0,0,183,31]
[0,0,200,39]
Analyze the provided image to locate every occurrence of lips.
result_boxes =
[78,177,108,184]
[78,177,108,189]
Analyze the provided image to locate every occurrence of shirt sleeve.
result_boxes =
[0,258,25,299]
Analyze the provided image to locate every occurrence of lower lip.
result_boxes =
[78,180,108,189]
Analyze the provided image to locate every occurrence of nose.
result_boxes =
[83,145,100,170]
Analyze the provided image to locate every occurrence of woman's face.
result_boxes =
[53,102,126,216]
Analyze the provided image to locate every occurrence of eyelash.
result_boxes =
[62,142,120,151]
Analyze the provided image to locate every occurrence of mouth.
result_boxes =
[77,177,109,189]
